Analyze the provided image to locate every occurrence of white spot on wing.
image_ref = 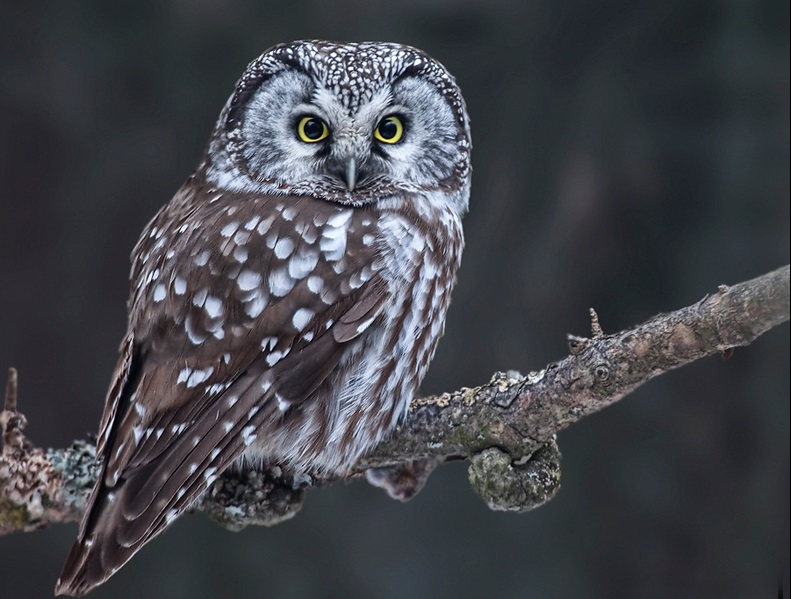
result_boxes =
[186,367,214,388]
[207,382,230,394]
[238,270,262,291]
[266,350,284,366]
[242,425,257,445]
[220,222,239,237]
[274,237,295,259]
[276,394,292,412]
[256,216,275,235]
[204,296,224,319]
[320,224,347,261]
[177,367,192,384]
[174,277,187,295]
[153,284,166,302]
[288,250,319,279]
[192,287,208,307]
[133,425,145,444]
[326,209,353,228]
[269,267,295,297]
[194,250,210,266]
[245,296,267,318]
[185,315,207,344]
[307,275,324,293]
[292,308,314,331]
[356,316,376,334]
[233,246,248,263]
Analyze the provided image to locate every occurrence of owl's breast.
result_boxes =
[366,193,465,419]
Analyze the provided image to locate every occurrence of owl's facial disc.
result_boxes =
[231,67,462,203]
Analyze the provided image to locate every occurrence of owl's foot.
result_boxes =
[364,458,440,501]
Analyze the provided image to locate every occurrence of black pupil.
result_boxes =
[379,119,398,139]
[303,118,324,139]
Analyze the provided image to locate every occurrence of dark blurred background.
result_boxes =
[1,1,788,598]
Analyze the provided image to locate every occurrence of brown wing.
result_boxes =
[56,183,386,596]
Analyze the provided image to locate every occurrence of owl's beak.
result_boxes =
[345,157,357,192]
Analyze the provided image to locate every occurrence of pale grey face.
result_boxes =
[206,41,472,208]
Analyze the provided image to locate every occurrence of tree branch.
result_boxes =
[2,265,788,534]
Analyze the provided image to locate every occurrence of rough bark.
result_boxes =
[1,265,788,534]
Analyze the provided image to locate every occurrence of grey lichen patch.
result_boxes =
[467,439,562,513]
[47,441,100,517]
[48,441,99,489]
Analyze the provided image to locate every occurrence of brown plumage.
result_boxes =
[57,40,470,596]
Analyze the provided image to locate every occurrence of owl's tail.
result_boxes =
[55,478,133,597]
[54,458,195,597]
[55,371,276,595]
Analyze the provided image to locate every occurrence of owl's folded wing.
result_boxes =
[56,188,388,596]
[56,271,388,597]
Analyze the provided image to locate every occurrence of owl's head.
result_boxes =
[204,41,471,212]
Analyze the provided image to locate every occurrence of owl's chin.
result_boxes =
[287,177,412,206]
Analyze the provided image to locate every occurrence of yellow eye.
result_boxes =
[374,116,404,144]
[297,116,329,143]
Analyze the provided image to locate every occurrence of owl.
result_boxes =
[56,40,471,596]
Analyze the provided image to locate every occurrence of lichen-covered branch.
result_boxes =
[2,265,788,533]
